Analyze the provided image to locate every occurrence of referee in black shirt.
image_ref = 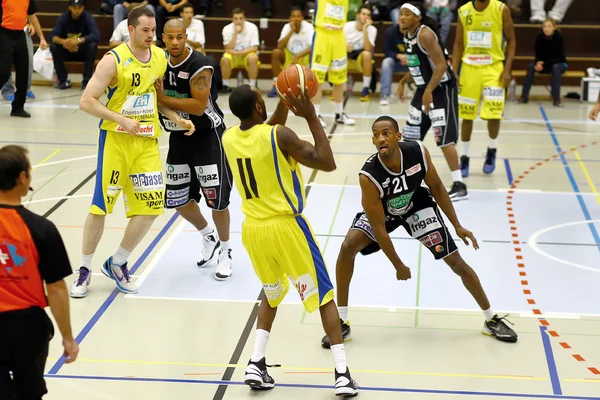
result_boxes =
[0,145,79,399]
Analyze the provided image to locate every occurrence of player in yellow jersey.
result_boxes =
[452,0,515,176]
[311,0,356,127]
[222,85,359,397]
[70,7,194,298]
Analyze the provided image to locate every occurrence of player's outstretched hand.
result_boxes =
[395,264,412,281]
[177,118,196,136]
[283,85,315,119]
[456,226,479,250]
[589,103,600,121]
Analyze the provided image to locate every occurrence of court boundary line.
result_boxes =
[506,118,600,381]
[47,212,180,374]
[43,374,600,399]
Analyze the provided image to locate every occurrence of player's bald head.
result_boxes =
[164,19,186,33]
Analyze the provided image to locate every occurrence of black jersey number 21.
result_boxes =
[131,73,141,87]
[236,158,259,199]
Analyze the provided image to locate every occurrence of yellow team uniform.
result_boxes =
[222,124,334,312]
[311,0,348,85]
[284,49,310,68]
[90,44,168,217]
[458,0,506,120]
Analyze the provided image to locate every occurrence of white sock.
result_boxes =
[251,329,270,362]
[330,344,348,374]
[81,254,93,270]
[483,308,495,321]
[220,239,230,251]
[229,78,236,87]
[363,76,371,88]
[335,102,343,114]
[489,138,498,149]
[249,79,257,87]
[338,306,348,322]
[112,246,131,267]
[272,77,277,83]
[462,141,471,157]
[199,225,214,237]
[451,170,463,183]
[314,104,321,116]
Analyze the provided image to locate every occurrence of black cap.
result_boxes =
[69,0,85,5]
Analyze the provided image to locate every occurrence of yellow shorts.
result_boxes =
[347,51,374,74]
[242,214,335,313]
[458,62,505,120]
[222,52,259,70]
[90,130,164,218]
[284,49,310,68]
[310,28,347,85]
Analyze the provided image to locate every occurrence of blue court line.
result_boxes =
[539,106,600,248]
[0,140,95,147]
[504,158,514,185]
[47,212,180,375]
[44,374,599,399]
[540,326,563,395]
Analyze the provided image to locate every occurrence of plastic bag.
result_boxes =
[33,48,54,80]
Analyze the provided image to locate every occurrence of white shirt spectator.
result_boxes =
[343,21,377,51]
[222,21,260,51]
[110,19,157,43]
[182,18,205,47]
[278,20,314,55]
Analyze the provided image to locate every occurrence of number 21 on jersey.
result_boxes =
[392,175,408,194]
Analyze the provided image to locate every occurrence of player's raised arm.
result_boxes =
[276,87,336,171]
[422,145,479,249]
[267,100,290,126]
[80,54,137,132]
[156,68,212,116]
[359,174,411,280]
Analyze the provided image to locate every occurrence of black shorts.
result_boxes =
[165,124,232,210]
[402,82,459,148]
[349,200,458,260]
[0,307,54,400]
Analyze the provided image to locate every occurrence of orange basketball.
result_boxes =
[275,64,319,106]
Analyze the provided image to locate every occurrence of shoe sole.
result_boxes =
[481,330,518,342]
[336,388,359,397]
[69,290,88,298]
[450,194,469,202]
[244,378,274,390]
[214,272,232,281]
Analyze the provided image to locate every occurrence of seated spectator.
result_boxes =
[113,1,156,29]
[156,0,187,46]
[2,16,48,101]
[379,13,409,105]
[530,0,572,23]
[519,19,567,107]
[425,0,456,45]
[267,6,313,97]
[50,0,100,90]
[220,8,259,91]
[180,3,205,52]
[109,14,157,48]
[344,5,377,101]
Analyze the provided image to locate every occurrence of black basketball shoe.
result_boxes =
[244,357,276,390]
[321,319,352,349]
[335,368,359,397]
[483,314,518,342]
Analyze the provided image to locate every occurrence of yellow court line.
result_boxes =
[44,357,545,381]
[574,149,600,205]
[33,149,61,169]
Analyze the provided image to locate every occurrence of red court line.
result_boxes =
[506,141,600,377]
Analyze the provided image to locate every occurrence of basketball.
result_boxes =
[275,64,319,106]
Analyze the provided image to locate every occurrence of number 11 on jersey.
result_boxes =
[236,158,259,199]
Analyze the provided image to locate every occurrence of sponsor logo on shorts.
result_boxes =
[387,192,415,216]
[263,280,285,301]
[330,58,347,70]
[106,185,121,196]
[465,54,492,65]
[133,191,164,208]
[435,244,444,253]
[166,164,191,184]
[195,164,220,187]
[409,207,442,237]
[458,96,477,105]
[419,231,443,248]
[167,187,190,199]
[408,105,422,125]
[166,196,189,207]
[402,125,421,140]
[429,109,446,127]
[116,124,155,137]
[130,172,163,192]
[202,187,217,200]
[178,71,189,79]
[354,214,374,237]
[406,164,422,177]
[483,86,505,101]
[294,273,318,302]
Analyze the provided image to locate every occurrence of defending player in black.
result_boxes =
[320,116,518,348]
[397,2,468,201]
[157,19,234,280]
